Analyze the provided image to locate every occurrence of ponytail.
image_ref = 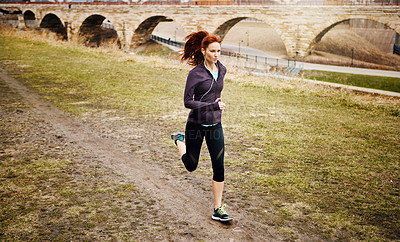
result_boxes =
[181,31,221,66]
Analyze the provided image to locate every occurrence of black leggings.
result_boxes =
[181,122,225,182]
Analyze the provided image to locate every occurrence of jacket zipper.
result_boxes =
[199,80,213,102]
[200,64,218,102]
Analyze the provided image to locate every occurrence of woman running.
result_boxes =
[171,30,232,222]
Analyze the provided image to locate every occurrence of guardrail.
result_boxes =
[0,0,399,6]
[151,34,298,69]
[151,35,183,48]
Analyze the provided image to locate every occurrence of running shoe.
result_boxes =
[171,132,185,145]
[212,204,233,222]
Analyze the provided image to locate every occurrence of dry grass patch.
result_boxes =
[312,28,400,70]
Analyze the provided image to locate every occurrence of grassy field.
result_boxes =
[1,30,400,240]
[0,81,170,240]
[302,70,400,93]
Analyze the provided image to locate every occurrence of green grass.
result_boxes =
[1,32,400,240]
[302,70,400,93]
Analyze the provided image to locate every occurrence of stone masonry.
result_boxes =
[1,4,399,57]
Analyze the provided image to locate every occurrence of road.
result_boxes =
[221,44,400,78]
[152,37,400,97]
[154,37,400,78]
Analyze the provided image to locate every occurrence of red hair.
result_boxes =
[181,31,221,66]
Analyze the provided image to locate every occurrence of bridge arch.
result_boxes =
[132,16,174,45]
[214,17,247,40]
[23,10,35,20]
[40,13,67,40]
[78,14,120,48]
[23,10,36,28]
[308,17,400,55]
[214,16,289,56]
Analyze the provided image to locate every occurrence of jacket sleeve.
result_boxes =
[184,71,220,111]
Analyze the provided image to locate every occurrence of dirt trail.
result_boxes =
[0,68,283,240]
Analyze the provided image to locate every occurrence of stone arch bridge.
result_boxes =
[1,3,399,57]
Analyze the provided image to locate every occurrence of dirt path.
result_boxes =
[0,68,286,240]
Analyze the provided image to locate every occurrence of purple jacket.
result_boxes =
[184,60,226,125]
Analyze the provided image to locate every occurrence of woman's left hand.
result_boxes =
[215,98,226,114]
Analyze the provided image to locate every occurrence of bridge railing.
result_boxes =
[151,35,184,48]
[151,34,297,69]
[0,0,399,5]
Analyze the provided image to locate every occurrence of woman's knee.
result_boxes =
[212,158,224,182]
[213,172,224,182]
[182,153,198,172]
